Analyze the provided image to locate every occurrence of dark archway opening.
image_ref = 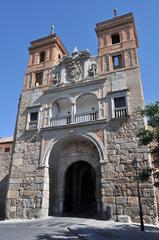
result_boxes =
[64,161,96,217]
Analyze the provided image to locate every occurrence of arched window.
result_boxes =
[76,94,98,122]
[51,98,71,126]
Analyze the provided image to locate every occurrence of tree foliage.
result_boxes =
[137,101,159,186]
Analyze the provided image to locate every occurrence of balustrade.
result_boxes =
[29,121,38,129]
[114,107,127,118]
[50,111,97,127]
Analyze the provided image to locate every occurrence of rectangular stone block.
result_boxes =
[12,158,23,166]
[10,206,16,212]
[116,196,127,205]
[102,197,115,204]
[117,215,131,223]
[23,190,35,197]
[128,197,138,205]
[7,191,18,198]
[10,178,22,184]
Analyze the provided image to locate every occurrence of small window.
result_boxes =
[30,112,38,121]
[35,72,43,86]
[114,97,127,118]
[111,33,120,44]
[29,112,38,130]
[112,54,123,69]
[39,52,45,63]
[58,54,61,59]
[5,147,10,152]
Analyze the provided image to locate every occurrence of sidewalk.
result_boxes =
[68,220,159,240]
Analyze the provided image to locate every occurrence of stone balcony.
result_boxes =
[50,111,98,127]
[114,107,127,118]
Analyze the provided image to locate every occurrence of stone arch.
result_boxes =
[47,133,102,216]
[51,97,72,117]
[52,95,74,104]
[76,93,98,114]
[40,131,106,167]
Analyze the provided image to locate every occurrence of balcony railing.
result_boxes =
[50,111,98,127]
[50,115,71,126]
[75,111,97,123]
[114,107,127,118]
[29,121,38,129]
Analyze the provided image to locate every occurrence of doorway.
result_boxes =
[64,161,96,216]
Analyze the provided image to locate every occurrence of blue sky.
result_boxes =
[0,0,158,137]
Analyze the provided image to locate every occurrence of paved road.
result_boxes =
[0,217,81,240]
[0,217,159,240]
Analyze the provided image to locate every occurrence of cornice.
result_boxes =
[96,19,134,34]
[44,77,106,94]
[40,118,108,132]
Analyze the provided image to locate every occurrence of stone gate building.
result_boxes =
[5,13,158,223]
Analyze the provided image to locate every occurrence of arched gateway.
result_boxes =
[47,135,102,217]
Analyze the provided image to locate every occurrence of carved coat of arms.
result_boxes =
[67,61,81,82]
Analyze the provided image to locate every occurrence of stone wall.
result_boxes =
[6,134,42,219]
[0,151,11,219]
[101,115,158,224]
[6,113,159,224]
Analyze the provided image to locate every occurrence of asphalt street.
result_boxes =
[0,217,159,240]
[0,217,81,240]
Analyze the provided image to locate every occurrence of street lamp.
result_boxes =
[132,159,145,232]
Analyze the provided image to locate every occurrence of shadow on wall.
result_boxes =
[0,175,9,220]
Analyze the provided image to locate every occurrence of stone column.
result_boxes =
[71,102,76,123]
[40,166,49,218]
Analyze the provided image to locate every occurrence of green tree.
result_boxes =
[137,101,159,187]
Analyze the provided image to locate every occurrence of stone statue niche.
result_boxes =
[88,63,97,77]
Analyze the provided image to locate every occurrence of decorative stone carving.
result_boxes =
[67,61,81,82]
[88,63,97,77]
[52,72,60,84]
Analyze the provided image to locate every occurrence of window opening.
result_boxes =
[5,147,10,152]
[39,52,45,63]
[35,72,43,86]
[114,97,126,108]
[112,54,123,69]
[114,97,127,118]
[30,112,38,121]
[111,33,120,44]
[29,112,38,129]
